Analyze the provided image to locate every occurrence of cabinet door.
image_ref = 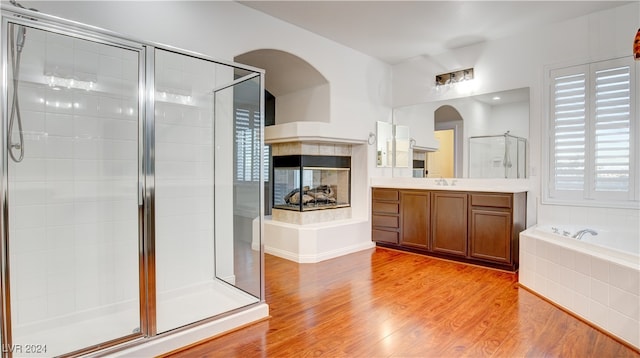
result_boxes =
[431,192,468,257]
[469,209,512,264]
[400,191,430,249]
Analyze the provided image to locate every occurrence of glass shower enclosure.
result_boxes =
[468,132,527,179]
[1,6,264,357]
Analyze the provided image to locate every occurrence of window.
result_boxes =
[234,107,269,182]
[234,90,274,184]
[547,57,638,207]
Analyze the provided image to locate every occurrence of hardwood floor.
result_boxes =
[164,247,639,357]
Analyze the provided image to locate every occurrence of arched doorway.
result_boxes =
[430,105,463,178]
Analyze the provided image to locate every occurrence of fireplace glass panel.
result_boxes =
[273,155,351,211]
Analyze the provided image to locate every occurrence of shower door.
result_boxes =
[153,50,262,333]
[213,71,263,299]
[3,21,143,356]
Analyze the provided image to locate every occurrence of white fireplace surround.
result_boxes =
[263,131,374,263]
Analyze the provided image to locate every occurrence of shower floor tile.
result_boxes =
[11,280,257,357]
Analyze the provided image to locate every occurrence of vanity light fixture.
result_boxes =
[434,68,474,89]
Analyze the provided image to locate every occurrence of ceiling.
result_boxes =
[239,1,631,64]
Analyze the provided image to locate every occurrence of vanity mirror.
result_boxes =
[376,121,393,167]
[392,87,530,178]
[376,121,411,168]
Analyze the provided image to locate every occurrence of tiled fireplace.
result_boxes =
[271,142,352,225]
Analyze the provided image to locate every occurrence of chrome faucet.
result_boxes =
[572,229,598,240]
[436,177,449,186]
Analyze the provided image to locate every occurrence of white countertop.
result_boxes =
[370,177,529,193]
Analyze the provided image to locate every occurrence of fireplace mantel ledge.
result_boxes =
[265,122,367,145]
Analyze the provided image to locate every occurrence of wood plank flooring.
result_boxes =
[164,247,639,357]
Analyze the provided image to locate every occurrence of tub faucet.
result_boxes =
[572,229,598,240]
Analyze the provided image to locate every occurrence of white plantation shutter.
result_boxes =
[263,144,271,182]
[548,57,637,205]
[235,107,268,182]
[235,108,251,181]
[592,63,631,193]
[551,69,587,194]
[252,110,261,181]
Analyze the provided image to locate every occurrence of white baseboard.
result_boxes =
[265,241,374,263]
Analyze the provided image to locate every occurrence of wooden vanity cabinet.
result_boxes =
[371,188,526,271]
[371,188,400,244]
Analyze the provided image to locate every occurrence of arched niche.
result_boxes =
[235,49,330,124]
[432,105,464,177]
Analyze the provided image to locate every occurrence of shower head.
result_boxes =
[8,0,33,54]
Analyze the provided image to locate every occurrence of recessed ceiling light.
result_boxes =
[492,96,501,101]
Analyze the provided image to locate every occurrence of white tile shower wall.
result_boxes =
[519,235,640,348]
[154,50,216,299]
[8,32,139,330]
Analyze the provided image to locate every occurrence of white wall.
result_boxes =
[276,83,330,124]
[393,104,439,150]
[392,2,640,230]
[490,101,529,139]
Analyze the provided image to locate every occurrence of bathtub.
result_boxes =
[519,225,640,350]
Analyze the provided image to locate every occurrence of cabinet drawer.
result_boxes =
[373,189,399,201]
[471,194,512,208]
[372,214,399,228]
[372,202,399,214]
[372,229,399,244]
